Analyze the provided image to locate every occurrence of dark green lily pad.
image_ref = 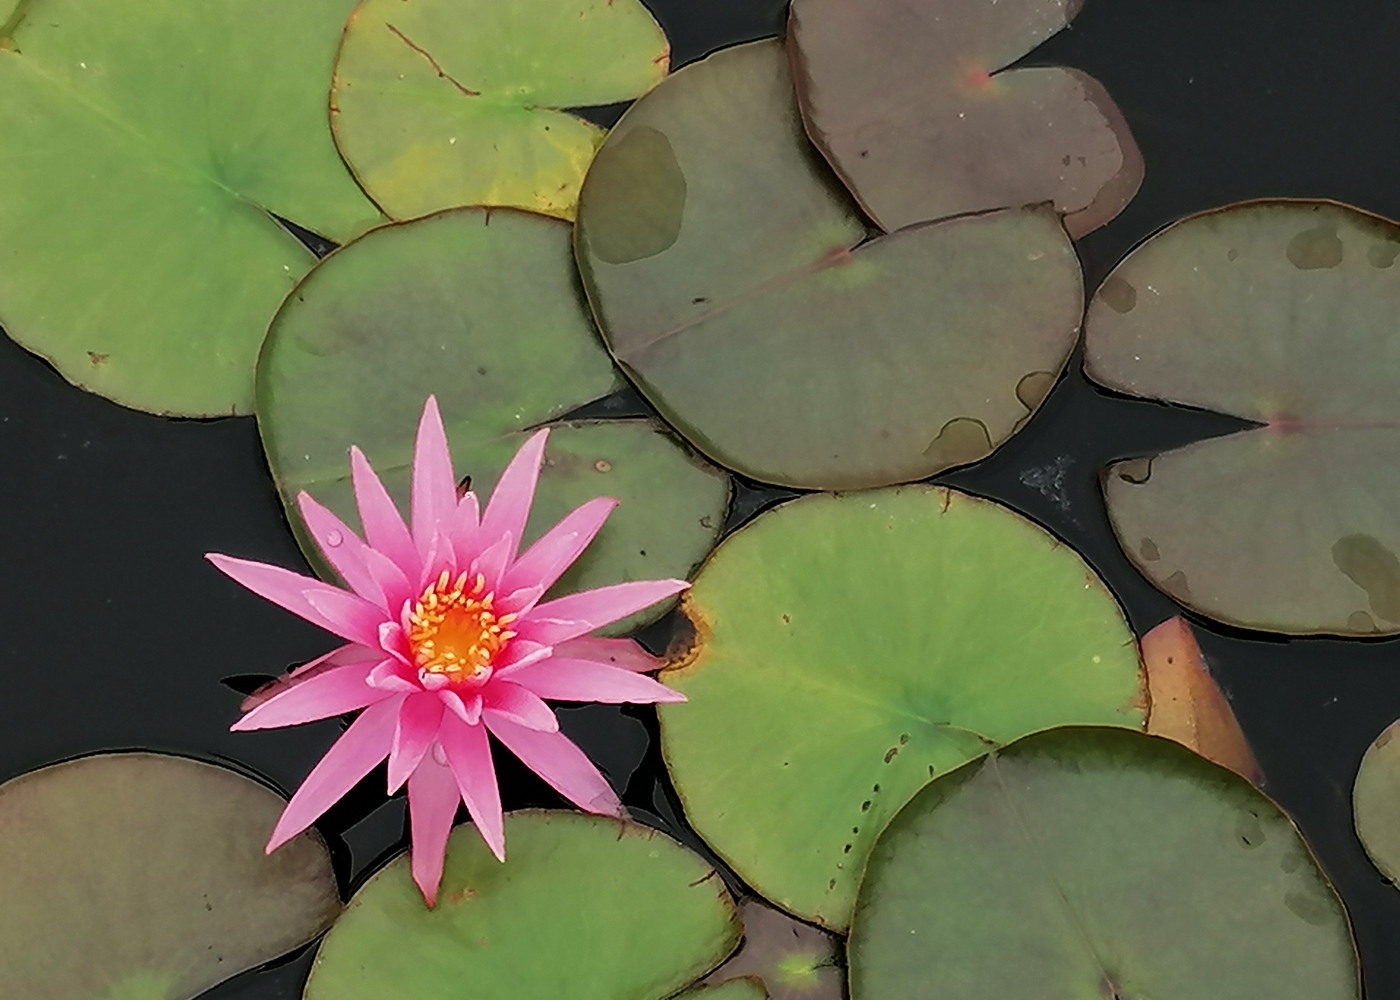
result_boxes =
[658,486,1144,930]
[304,811,740,1000]
[575,39,1084,490]
[0,0,382,415]
[849,728,1358,1000]
[699,898,843,1000]
[332,0,669,222]
[788,0,1142,236]
[0,753,339,1000]
[1354,717,1400,887]
[258,207,728,630]
[1084,200,1400,635]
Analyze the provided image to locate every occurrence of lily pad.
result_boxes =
[304,811,740,999]
[700,898,844,1000]
[1353,717,1400,886]
[658,486,1145,930]
[331,0,669,222]
[1084,200,1400,635]
[849,728,1358,1000]
[1141,616,1263,785]
[258,207,727,629]
[681,981,768,1000]
[575,39,1084,490]
[0,0,382,415]
[0,753,340,1000]
[788,0,1142,236]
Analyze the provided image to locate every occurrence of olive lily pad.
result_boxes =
[788,0,1142,236]
[681,980,768,1000]
[0,753,340,1000]
[258,207,728,630]
[0,0,382,415]
[575,39,1085,490]
[303,811,740,999]
[1353,717,1400,887]
[331,0,669,222]
[849,728,1358,1000]
[658,486,1145,930]
[699,898,844,1000]
[1084,200,1400,635]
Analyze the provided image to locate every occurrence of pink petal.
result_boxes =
[486,715,623,818]
[234,657,385,731]
[266,696,402,852]
[450,492,481,570]
[493,640,554,676]
[303,588,389,648]
[479,429,549,563]
[482,680,559,732]
[552,637,665,673]
[407,750,462,907]
[472,532,514,595]
[363,547,413,618]
[367,660,419,694]
[241,643,377,712]
[501,497,618,598]
[411,398,459,561]
[440,715,505,861]
[388,693,445,793]
[378,621,412,664]
[506,659,686,705]
[520,580,690,645]
[206,554,381,645]
[441,689,483,726]
[499,583,545,618]
[351,445,420,581]
[297,493,384,608]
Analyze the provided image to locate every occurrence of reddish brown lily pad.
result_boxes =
[788,0,1142,236]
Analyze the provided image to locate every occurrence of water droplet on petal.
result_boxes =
[326,530,343,547]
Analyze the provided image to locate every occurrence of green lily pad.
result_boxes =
[788,0,1141,236]
[304,811,740,999]
[575,39,1084,490]
[0,0,382,416]
[0,753,340,1000]
[1353,717,1400,887]
[1083,200,1400,635]
[658,486,1145,930]
[849,728,1358,1000]
[258,207,728,629]
[331,0,669,222]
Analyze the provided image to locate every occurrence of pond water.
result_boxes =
[2,0,1400,997]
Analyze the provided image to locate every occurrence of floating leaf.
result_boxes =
[332,0,669,222]
[700,898,843,1000]
[0,753,339,1000]
[788,0,1142,235]
[0,0,382,415]
[575,39,1084,490]
[681,980,768,1000]
[259,208,728,630]
[304,811,740,999]
[1084,200,1400,635]
[1354,717,1400,887]
[659,486,1144,929]
[849,728,1358,1000]
[1141,616,1263,785]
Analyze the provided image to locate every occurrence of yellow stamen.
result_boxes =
[407,570,511,685]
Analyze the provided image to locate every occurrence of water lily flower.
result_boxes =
[207,398,687,905]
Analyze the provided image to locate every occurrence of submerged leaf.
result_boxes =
[1354,718,1400,887]
[850,728,1358,1000]
[699,898,843,1000]
[304,812,740,1000]
[788,0,1141,235]
[0,0,382,415]
[660,486,1144,929]
[0,753,340,1000]
[1141,616,1263,785]
[332,0,669,221]
[1085,200,1400,634]
[259,208,728,631]
[577,40,1084,489]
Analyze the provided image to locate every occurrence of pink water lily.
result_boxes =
[208,398,687,905]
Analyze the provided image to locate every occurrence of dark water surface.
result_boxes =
[3,0,1400,996]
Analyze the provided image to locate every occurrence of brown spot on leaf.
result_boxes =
[1333,534,1400,623]
[582,126,687,264]
[1116,457,1152,484]
[1286,224,1344,270]
[1015,370,1057,412]
[87,352,108,366]
[1098,275,1137,313]
[1162,570,1192,601]
[1369,240,1400,269]
[1348,610,1377,633]
[924,417,991,471]
[1139,537,1160,561]
[593,460,612,473]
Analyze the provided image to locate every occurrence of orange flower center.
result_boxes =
[407,570,516,686]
